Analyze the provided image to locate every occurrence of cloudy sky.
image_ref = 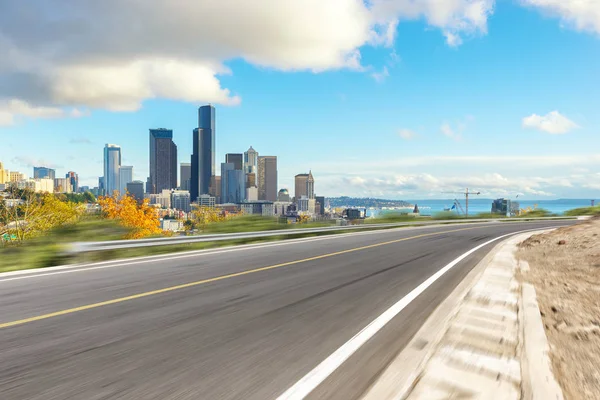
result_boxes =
[0,0,599,199]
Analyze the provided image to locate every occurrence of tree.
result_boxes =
[188,206,225,233]
[98,192,162,239]
[1,191,83,243]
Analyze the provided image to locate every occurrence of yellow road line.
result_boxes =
[0,226,481,329]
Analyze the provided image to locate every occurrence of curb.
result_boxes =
[521,283,564,400]
[362,229,564,400]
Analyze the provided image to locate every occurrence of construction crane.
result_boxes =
[442,188,481,217]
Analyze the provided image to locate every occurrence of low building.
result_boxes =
[240,201,273,215]
[171,190,191,213]
[277,188,291,202]
[54,178,73,193]
[149,189,172,208]
[491,198,511,216]
[273,201,292,216]
[161,218,184,232]
[198,194,216,208]
[14,178,54,193]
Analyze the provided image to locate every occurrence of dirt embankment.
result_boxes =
[518,217,600,400]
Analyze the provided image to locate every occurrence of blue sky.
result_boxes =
[0,0,599,199]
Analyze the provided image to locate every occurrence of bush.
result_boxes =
[564,206,600,216]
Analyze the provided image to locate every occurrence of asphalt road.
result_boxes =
[0,221,573,400]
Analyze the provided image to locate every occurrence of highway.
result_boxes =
[0,221,572,400]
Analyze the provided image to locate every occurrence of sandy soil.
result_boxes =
[518,217,600,400]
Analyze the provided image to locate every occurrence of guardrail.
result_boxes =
[69,216,577,254]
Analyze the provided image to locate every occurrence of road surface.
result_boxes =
[0,221,572,399]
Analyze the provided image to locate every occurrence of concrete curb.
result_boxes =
[362,229,565,400]
[360,236,515,400]
[521,283,564,400]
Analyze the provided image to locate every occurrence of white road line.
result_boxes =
[0,225,440,283]
[276,228,544,400]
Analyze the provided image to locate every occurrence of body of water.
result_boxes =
[365,198,596,217]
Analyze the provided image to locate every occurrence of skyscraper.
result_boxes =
[66,171,79,193]
[34,167,56,180]
[103,144,121,196]
[180,163,191,191]
[307,170,315,199]
[119,165,133,195]
[191,105,215,202]
[258,156,277,201]
[126,181,145,204]
[295,173,309,200]
[149,128,177,194]
[225,153,243,171]
[244,146,258,174]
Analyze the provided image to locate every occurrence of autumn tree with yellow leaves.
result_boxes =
[1,189,84,242]
[98,192,162,239]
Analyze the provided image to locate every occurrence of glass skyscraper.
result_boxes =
[149,128,177,194]
[103,144,121,196]
[33,167,56,180]
[191,105,215,202]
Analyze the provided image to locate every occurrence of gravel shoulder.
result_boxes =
[518,217,600,400]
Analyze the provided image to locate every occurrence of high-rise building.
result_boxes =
[307,170,315,199]
[295,173,309,200]
[126,181,145,204]
[65,171,79,193]
[191,105,216,202]
[316,196,326,216]
[33,166,56,180]
[180,162,191,191]
[149,128,177,194]
[119,165,133,196]
[244,146,258,173]
[103,144,121,196]
[225,153,243,171]
[0,162,8,184]
[210,176,221,202]
[171,190,191,213]
[258,156,277,201]
[221,163,245,203]
[246,172,256,188]
[98,176,105,196]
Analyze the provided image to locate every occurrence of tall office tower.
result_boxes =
[180,163,191,191]
[258,156,277,201]
[103,144,121,196]
[33,166,56,180]
[225,154,243,171]
[244,146,258,173]
[191,105,215,202]
[294,173,309,200]
[0,162,8,184]
[307,170,315,199]
[149,128,177,194]
[119,165,133,195]
[65,171,79,193]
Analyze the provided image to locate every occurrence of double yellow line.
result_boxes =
[0,226,481,329]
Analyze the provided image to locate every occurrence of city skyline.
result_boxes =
[1,2,599,199]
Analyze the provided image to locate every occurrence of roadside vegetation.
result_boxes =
[564,205,600,216]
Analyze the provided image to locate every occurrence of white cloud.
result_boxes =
[522,111,579,134]
[398,129,417,140]
[370,0,495,46]
[441,122,462,140]
[0,0,506,123]
[521,0,600,34]
[371,66,390,82]
[0,99,87,126]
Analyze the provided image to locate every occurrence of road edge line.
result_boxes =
[276,229,542,400]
